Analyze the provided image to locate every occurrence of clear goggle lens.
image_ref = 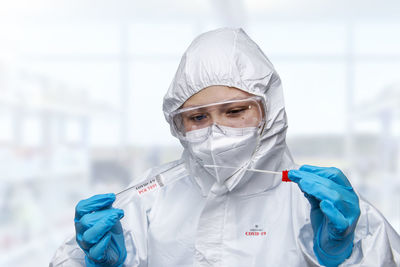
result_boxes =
[170,96,266,141]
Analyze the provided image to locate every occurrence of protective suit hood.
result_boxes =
[163,28,297,195]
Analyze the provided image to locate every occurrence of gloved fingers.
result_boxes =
[76,209,116,232]
[87,232,112,263]
[299,165,352,187]
[320,200,350,238]
[290,170,350,205]
[75,193,116,221]
[299,164,327,172]
[82,209,124,246]
[291,169,360,215]
[304,192,320,209]
[289,170,339,191]
[110,220,124,235]
[289,169,354,195]
[76,209,123,250]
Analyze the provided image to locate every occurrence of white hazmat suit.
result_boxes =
[51,28,400,266]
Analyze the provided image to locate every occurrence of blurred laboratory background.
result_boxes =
[0,0,399,266]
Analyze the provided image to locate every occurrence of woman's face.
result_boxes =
[180,85,263,133]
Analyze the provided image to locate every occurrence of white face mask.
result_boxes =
[186,124,261,184]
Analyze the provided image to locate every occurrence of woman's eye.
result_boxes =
[227,107,247,115]
[190,114,207,122]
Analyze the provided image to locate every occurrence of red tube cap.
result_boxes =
[282,170,291,182]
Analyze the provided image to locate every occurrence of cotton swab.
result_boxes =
[204,164,291,182]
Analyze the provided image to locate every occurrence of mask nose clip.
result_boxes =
[212,123,227,135]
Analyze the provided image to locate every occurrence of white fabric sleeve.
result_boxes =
[114,190,151,267]
[340,196,400,266]
[296,187,400,266]
[49,235,85,267]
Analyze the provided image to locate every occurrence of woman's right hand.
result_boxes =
[74,193,127,267]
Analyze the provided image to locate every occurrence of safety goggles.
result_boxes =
[170,96,266,142]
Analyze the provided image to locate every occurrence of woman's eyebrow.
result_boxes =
[183,107,209,115]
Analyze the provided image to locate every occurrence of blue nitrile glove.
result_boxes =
[74,193,127,267]
[289,165,360,267]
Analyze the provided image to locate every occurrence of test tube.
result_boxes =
[204,165,291,182]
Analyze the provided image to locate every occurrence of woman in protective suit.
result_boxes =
[51,28,400,267]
